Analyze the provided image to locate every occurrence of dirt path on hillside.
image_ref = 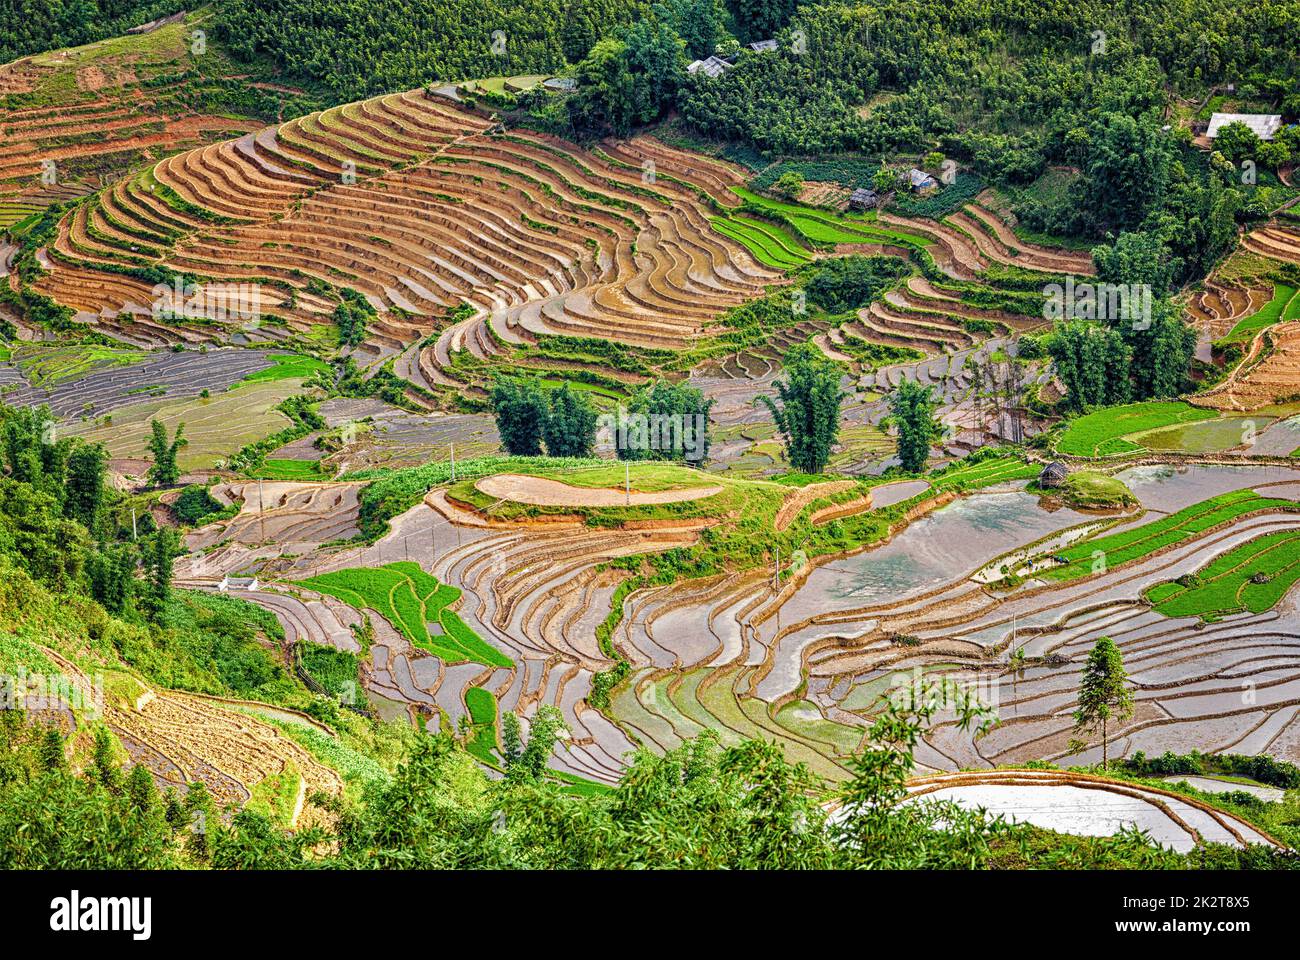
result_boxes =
[476,473,723,507]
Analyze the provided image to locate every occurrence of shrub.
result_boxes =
[172,485,224,525]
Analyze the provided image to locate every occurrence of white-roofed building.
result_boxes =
[1206,113,1283,141]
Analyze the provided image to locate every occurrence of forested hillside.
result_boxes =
[679,0,1300,163]
[214,0,650,98]
[0,0,188,62]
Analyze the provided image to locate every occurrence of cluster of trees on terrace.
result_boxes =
[490,378,599,458]
[490,376,714,463]
[0,400,318,702]
[0,398,352,721]
[1029,232,1199,413]
[213,0,802,101]
[0,403,166,614]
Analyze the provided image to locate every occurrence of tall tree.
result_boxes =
[889,378,939,473]
[543,383,598,457]
[490,377,549,456]
[573,16,685,134]
[759,344,845,474]
[505,705,568,784]
[1211,121,1260,163]
[727,0,798,42]
[1074,636,1134,771]
[1080,112,1174,230]
[1092,230,1178,295]
[64,442,106,533]
[1,403,68,497]
[141,527,179,620]
[146,420,186,488]
[618,379,714,464]
[1048,322,1133,412]
[1125,305,1197,400]
[88,543,135,615]
[657,0,719,60]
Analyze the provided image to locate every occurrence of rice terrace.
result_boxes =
[4,0,1300,897]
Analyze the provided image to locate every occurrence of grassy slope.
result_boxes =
[1223,284,1299,343]
[1057,401,1218,457]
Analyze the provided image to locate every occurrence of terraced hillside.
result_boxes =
[167,457,1300,789]
[1242,222,1300,266]
[12,0,1300,879]
[36,643,342,828]
[0,13,317,231]
[1179,224,1300,415]
[24,89,781,375]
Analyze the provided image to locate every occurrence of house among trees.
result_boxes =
[1038,461,1070,488]
[907,168,939,195]
[687,56,734,79]
[849,187,879,210]
[1206,112,1283,141]
[749,39,778,53]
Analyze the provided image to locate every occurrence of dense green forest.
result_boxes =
[213,0,650,98]
[0,0,188,62]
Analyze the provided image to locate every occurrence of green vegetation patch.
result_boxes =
[890,174,984,219]
[463,686,499,763]
[9,342,146,387]
[729,187,930,249]
[242,353,333,384]
[347,455,606,541]
[1057,401,1217,457]
[444,462,766,526]
[295,562,512,668]
[931,453,1040,491]
[1222,284,1300,343]
[1056,471,1138,509]
[1144,530,1300,619]
[1040,490,1299,582]
[250,458,326,481]
[299,645,364,704]
[709,215,812,270]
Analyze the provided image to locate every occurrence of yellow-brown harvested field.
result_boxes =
[0,20,266,227]
[1191,321,1300,412]
[30,89,782,369]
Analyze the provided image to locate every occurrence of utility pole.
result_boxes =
[450,443,456,482]
[259,477,266,543]
[625,460,630,507]
[1010,613,1019,717]
[131,506,138,541]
